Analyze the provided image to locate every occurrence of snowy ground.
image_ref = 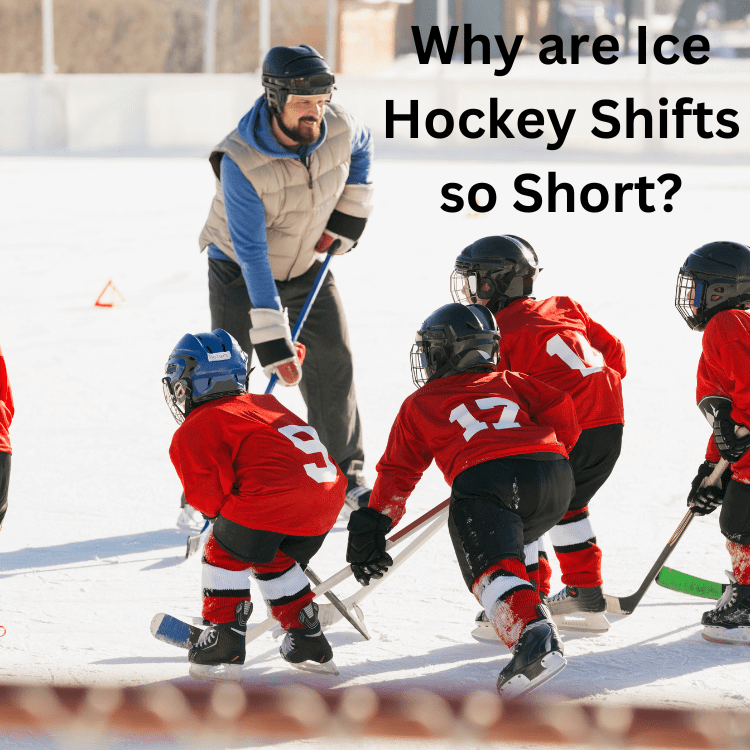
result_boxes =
[1,155,750,748]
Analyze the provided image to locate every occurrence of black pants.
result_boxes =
[0,451,9,527]
[567,423,623,510]
[448,456,574,589]
[721,479,750,545]
[212,514,328,566]
[208,257,365,486]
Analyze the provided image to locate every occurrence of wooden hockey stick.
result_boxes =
[606,425,748,616]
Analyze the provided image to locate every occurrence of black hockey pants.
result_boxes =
[448,455,574,589]
[566,423,623,510]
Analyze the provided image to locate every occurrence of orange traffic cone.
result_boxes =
[94,280,126,308]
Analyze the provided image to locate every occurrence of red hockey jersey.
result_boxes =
[696,308,750,480]
[0,346,13,455]
[368,370,580,525]
[493,296,626,430]
[169,393,346,535]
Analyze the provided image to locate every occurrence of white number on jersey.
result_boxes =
[546,332,603,377]
[277,424,338,484]
[449,398,521,442]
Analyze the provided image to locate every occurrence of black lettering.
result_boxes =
[411,25,460,64]
[513,174,543,212]
[592,35,619,64]
[591,100,620,138]
[441,183,464,213]
[580,183,609,212]
[539,35,566,65]
[684,34,710,64]
[468,183,496,212]
[386,99,419,138]
[425,109,454,139]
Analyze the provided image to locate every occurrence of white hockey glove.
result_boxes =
[249,308,304,387]
[314,230,356,256]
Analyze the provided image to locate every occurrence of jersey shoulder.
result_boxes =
[704,308,750,345]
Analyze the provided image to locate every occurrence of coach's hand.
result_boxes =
[249,308,303,387]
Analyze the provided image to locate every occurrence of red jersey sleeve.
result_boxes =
[169,409,241,519]
[580,304,627,379]
[369,399,434,526]
[0,347,14,454]
[698,310,750,429]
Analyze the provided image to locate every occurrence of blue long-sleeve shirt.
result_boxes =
[207,96,374,311]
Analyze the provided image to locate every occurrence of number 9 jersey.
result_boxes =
[494,296,626,430]
[369,370,580,526]
[169,393,346,536]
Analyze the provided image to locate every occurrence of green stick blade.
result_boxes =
[657,567,725,600]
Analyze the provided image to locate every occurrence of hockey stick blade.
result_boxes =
[656,567,727,600]
[305,566,370,640]
[603,508,696,616]
[185,520,211,559]
[151,613,204,649]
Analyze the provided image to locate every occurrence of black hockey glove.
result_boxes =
[713,419,750,463]
[346,507,393,586]
[687,460,732,516]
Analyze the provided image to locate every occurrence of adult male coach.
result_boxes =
[197,44,374,512]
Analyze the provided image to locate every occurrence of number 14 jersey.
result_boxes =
[494,296,626,430]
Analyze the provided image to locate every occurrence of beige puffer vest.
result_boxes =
[199,103,352,282]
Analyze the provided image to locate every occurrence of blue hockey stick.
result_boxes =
[264,253,333,395]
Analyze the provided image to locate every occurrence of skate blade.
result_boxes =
[189,662,243,682]
[702,625,750,645]
[497,652,567,699]
[552,611,610,634]
[287,659,340,676]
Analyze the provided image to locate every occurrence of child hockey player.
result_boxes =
[451,235,626,633]
[675,240,750,645]
[0,344,12,531]
[163,329,346,679]
[346,303,580,697]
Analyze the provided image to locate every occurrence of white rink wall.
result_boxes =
[3,55,750,157]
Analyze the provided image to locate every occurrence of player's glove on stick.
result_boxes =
[249,308,304,387]
[687,460,732,516]
[713,419,750,462]
[346,507,394,586]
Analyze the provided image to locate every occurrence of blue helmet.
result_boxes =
[163,329,249,424]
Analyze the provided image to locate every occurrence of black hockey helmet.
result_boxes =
[675,241,750,331]
[163,329,249,424]
[411,303,500,388]
[262,45,335,114]
[450,235,541,314]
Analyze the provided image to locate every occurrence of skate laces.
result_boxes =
[714,581,738,612]
[547,586,572,604]
[195,626,218,648]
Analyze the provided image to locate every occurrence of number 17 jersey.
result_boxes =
[494,296,626,429]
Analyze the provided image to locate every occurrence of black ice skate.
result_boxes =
[188,601,252,682]
[280,602,339,675]
[497,605,567,698]
[546,584,610,634]
[701,574,750,645]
